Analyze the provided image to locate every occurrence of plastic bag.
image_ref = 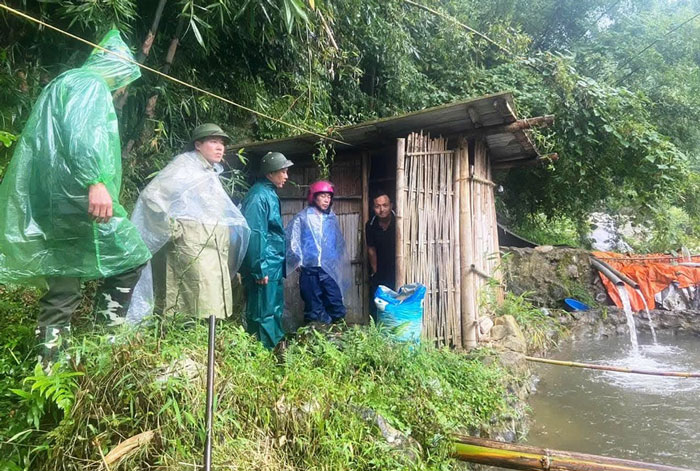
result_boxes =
[374,283,426,342]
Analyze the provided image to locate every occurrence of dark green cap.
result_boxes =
[259,151,294,175]
[191,123,230,144]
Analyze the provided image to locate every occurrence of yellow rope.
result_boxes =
[0,3,349,146]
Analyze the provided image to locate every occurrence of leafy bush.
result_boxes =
[1,313,516,470]
[494,291,566,354]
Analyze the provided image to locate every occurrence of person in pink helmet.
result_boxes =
[286,180,350,324]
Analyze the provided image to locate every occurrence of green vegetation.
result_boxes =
[0,308,516,470]
[1,1,698,247]
[494,291,567,354]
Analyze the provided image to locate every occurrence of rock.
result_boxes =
[535,245,554,253]
[490,325,507,341]
[501,246,601,308]
[493,315,527,353]
[501,334,527,354]
[479,317,494,336]
[567,264,580,278]
[351,405,422,463]
[155,357,203,384]
[496,351,528,374]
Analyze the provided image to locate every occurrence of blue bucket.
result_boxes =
[564,298,590,312]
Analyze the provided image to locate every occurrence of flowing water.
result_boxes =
[527,334,700,469]
[617,286,639,351]
[635,288,658,344]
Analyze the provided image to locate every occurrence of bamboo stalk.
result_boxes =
[460,143,476,349]
[395,138,406,287]
[451,435,693,471]
[525,356,700,378]
[452,147,462,348]
[114,0,168,111]
[361,151,369,321]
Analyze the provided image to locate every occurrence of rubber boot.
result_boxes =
[35,325,71,373]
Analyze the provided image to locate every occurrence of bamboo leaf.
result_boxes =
[190,18,205,49]
[283,0,294,34]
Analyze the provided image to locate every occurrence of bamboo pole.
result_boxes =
[452,435,693,471]
[395,138,406,287]
[361,151,370,321]
[486,153,503,303]
[452,148,462,348]
[525,356,700,378]
[459,143,477,349]
[114,0,168,111]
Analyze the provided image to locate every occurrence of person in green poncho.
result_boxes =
[0,30,151,364]
[240,152,294,349]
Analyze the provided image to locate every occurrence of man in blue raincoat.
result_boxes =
[286,180,350,325]
[0,30,151,365]
[240,152,294,349]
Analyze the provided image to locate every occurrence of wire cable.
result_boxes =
[613,11,700,86]
[0,2,349,146]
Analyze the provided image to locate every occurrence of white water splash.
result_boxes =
[636,288,658,344]
[617,286,639,352]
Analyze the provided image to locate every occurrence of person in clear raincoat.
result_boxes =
[127,124,250,322]
[286,180,350,324]
[0,30,151,365]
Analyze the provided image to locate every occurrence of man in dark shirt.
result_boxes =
[365,190,396,318]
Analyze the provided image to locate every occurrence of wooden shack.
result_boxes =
[230,91,552,350]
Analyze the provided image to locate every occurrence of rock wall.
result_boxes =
[502,246,606,308]
[571,307,700,339]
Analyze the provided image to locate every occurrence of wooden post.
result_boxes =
[452,147,462,349]
[459,142,477,349]
[395,138,406,287]
[361,151,370,322]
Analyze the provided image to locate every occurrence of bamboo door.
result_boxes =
[396,132,462,347]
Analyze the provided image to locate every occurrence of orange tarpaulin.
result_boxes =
[592,251,700,312]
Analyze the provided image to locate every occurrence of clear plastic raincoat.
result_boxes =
[127,151,250,322]
[286,206,351,295]
[0,30,151,284]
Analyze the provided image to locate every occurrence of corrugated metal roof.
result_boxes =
[228,91,540,163]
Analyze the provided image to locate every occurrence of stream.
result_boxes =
[527,333,700,469]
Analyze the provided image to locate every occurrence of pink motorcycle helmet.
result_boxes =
[307,180,335,204]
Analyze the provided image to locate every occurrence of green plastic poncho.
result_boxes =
[240,179,287,349]
[0,30,151,284]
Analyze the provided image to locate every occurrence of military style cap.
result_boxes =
[191,123,230,144]
[259,151,294,175]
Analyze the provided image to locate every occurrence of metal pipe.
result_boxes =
[204,315,216,471]
[592,257,640,290]
[590,258,624,286]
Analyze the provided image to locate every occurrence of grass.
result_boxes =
[0,290,517,471]
[494,291,567,354]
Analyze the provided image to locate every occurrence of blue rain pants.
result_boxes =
[299,267,346,324]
